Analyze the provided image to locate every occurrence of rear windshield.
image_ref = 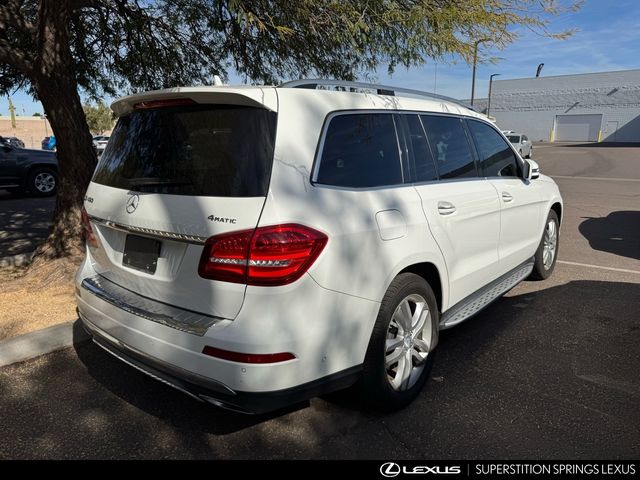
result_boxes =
[92,105,277,197]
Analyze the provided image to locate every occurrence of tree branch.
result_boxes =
[0,1,35,74]
[0,37,33,75]
[0,1,36,35]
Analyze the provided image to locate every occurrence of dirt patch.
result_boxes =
[0,261,78,341]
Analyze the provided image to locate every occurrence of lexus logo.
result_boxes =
[380,463,401,478]
[379,462,462,477]
[126,194,139,214]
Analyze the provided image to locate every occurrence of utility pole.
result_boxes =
[470,38,489,106]
[487,73,501,118]
[433,62,438,93]
[7,97,16,129]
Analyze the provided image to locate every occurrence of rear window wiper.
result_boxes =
[128,178,193,188]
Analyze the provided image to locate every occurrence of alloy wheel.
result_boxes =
[385,294,432,391]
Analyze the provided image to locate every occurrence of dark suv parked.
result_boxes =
[0,139,57,196]
[2,136,25,149]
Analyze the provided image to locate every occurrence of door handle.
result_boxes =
[502,192,513,203]
[437,201,457,215]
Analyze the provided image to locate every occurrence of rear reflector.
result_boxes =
[81,207,98,248]
[202,346,295,364]
[198,223,328,286]
[133,98,196,109]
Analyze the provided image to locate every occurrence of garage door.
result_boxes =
[554,114,602,142]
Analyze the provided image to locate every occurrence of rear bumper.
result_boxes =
[79,312,360,414]
[75,256,379,413]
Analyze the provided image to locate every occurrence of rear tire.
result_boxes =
[27,168,57,197]
[360,273,439,412]
[530,210,559,280]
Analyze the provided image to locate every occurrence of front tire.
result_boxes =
[530,210,559,280]
[28,168,57,197]
[360,273,439,412]
[526,146,533,159]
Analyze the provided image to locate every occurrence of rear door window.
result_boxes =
[315,113,402,188]
[420,115,478,179]
[467,120,522,178]
[403,114,438,182]
[92,105,277,197]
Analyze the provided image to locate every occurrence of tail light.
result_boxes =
[81,207,98,248]
[198,224,328,286]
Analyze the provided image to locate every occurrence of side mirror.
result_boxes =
[525,159,540,180]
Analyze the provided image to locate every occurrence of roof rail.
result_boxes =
[280,79,476,112]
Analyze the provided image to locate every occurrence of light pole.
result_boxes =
[487,73,501,118]
[470,38,489,106]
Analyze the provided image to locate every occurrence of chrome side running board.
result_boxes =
[440,258,534,329]
[80,275,223,336]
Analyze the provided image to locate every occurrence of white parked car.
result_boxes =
[503,131,533,159]
[76,80,562,413]
[92,135,110,155]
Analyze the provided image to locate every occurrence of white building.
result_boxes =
[489,69,640,142]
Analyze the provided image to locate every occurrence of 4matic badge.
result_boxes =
[208,214,237,224]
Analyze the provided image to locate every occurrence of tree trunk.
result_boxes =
[32,80,96,262]
[29,0,96,271]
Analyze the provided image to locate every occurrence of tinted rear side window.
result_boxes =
[404,115,438,182]
[467,120,521,178]
[316,113,402,188]
[93,105,277,197]
[420,115,477,179]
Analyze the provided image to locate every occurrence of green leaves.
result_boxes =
[0,0,581,97]
[82,101,114,135]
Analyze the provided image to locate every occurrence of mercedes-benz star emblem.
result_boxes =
[126,194,140,214]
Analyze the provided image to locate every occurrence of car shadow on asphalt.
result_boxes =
[72,336,309,435]
[71,279,640,447]
[579,211,640,261]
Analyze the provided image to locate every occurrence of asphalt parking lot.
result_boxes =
[0,191,55,260]
[0,143,638,459]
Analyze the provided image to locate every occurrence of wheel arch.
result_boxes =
[550,202,562,224]
[396,261,445,313]
[27,163,58,176]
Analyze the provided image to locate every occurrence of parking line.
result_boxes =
[552,175,640,182]
[558,260,640,275]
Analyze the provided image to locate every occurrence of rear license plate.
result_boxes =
[123,235,161,274]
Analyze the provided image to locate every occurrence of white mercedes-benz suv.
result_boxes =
[76,80,562,413]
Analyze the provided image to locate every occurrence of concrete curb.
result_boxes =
[0,252,34,268]
[0,319,90,368]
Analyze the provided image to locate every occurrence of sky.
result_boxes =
[2,0,639,116]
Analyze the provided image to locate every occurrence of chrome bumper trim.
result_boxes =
[89,215,207,245]
[80,275,222,336]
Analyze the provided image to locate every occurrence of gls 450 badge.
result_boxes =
[208,215,237,224]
